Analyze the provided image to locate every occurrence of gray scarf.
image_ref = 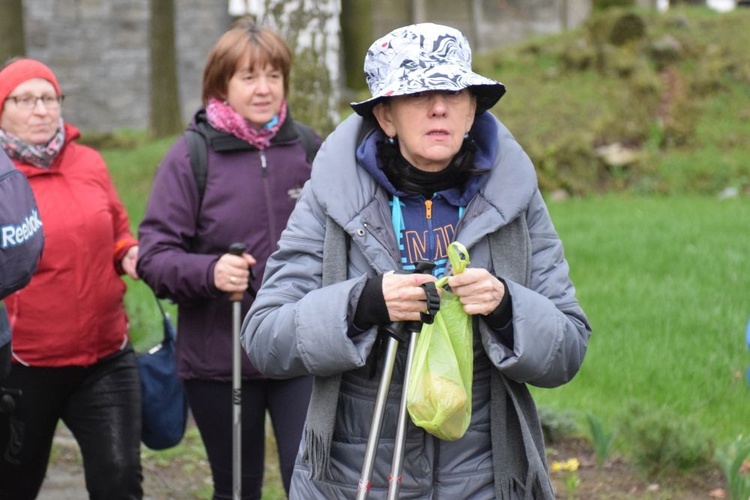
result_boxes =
[304,215,554,499]
[487,216,554,499]
[302,216,348,480]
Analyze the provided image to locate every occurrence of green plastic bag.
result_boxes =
[406,242,473,441]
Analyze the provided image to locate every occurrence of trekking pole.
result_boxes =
[357,333,400,500]
[356,263,437,500]
[385,324,417,499]
[228,242,246,500]
[388,281,439,499]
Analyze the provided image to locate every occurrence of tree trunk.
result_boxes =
[469,0,483,51]
[0,0,26,64]
[261,0,340,135]
[411,0,428,23]
[341,0,373,93]
[149,0,183,139]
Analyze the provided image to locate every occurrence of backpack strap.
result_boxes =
[184,129,208,210]
[292,120,320,164]
[185,121,317,212]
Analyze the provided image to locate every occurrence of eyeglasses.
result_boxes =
[4,94,64,111]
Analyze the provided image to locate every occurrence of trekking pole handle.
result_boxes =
[228,243,246,302]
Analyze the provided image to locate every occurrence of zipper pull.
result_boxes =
[424,199,432,220]
[260,150,267,175]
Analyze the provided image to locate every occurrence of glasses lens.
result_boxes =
[15,96,36,109]
[11,95,62,110]
[41,96,61,109]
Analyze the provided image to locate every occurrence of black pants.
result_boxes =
[0,342,10,382]
[0,345,143,499]
[185,376,312,500]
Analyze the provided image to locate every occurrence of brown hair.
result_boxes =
[201,18,292,105]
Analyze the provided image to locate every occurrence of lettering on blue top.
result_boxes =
[1,209,43,249]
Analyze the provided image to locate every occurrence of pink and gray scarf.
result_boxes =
[205,98,287,150]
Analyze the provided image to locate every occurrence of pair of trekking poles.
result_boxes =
[357,262,441,500]
[228,250,438,500]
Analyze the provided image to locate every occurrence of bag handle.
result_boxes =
[151,291,176,344]
[437,241,470,290]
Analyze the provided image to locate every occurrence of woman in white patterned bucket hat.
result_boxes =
[243,22,591,500]
[351,23,505,117]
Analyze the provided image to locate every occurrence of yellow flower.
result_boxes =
[565,458,580,471]
[551,458,580,472]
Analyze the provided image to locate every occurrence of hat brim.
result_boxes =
[350,66,506,116]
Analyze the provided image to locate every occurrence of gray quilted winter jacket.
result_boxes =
[242,112,591,499]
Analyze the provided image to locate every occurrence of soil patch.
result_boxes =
[38,423,212,500]
[548,436,727,499]
[39,427,726,499]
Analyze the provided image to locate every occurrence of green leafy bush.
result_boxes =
[618,403,713,478]
[538,406,579,445]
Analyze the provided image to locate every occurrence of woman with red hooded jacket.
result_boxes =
[0,58,142,499]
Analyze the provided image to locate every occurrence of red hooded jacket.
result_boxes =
[4,123,137,367]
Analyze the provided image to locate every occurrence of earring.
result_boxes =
[387,136,396,145]
[464,132,469,139]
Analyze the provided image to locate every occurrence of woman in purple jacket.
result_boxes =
[137,18,320,499]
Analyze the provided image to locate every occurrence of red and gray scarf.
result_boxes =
[0,119,65,169]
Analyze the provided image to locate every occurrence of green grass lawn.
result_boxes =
[535,194,750,450]
[107,131,750,464]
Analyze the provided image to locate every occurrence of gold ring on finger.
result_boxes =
[230,276,237,284]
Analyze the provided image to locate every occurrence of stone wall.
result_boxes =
[23,0,232,132]
[21,0,594,133]
[371,0,592,52]
[174,2,234,126]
